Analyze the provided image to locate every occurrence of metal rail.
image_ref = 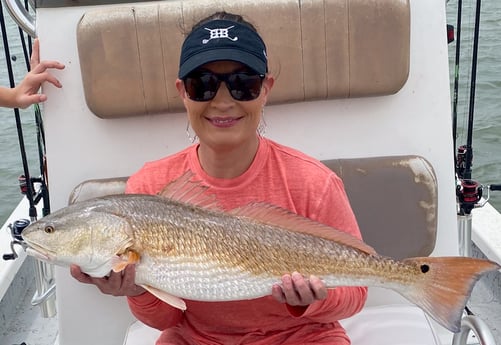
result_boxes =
[1,0,35,37]
[452,315,498,345]
[31,260,56,317]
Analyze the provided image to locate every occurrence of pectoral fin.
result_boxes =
[141,285,187,311]
[111,250,141,273]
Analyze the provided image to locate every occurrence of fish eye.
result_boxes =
[44,225,55,234]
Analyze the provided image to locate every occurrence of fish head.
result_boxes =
[22,201,133,277]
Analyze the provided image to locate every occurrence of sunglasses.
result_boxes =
[183,71,265,102]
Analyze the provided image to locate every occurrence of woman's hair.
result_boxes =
[190,11,258,34]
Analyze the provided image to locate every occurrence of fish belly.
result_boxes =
[133,255,400,303]
[134,255,281,301]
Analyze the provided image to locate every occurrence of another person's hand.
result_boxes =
[11,38,65,109]
[271,272,328,306]
[70,264,146,297]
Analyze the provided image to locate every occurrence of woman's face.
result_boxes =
[176,60,274,151]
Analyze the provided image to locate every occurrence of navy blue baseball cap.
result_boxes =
[179,19,268,79]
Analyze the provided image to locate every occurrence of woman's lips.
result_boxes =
[207,116,242,128]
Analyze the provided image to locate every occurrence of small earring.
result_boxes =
[186,120,198,143]
[257,109,267,137]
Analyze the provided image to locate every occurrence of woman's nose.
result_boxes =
[211,81,235,105]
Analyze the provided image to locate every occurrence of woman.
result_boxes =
[71,11,367,345]
[0,39,64,109]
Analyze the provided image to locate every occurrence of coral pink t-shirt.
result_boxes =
[126,137,367,345]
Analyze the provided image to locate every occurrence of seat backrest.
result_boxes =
[76,0,410,118]
[325,156,437,259]
[69,155,437,260]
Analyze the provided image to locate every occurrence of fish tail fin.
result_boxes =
[399,256,499,332]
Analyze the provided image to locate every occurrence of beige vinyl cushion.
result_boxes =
[77,0,410,118]
[324,156,437,259]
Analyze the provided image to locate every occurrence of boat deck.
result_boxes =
[0,257,58,345]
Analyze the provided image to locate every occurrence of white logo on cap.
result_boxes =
[202,26,238,44]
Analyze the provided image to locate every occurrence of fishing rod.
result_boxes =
[461,0,480,182]
[0,3,38,223]
[1,3,50,251]
[452,0,501,257]
[1,2,57,319]
[16,0,51,218]
[18,13,51,219]
[451,0,462,161]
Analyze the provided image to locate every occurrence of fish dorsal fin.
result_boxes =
[141,285,187,311]
[231,203,376,255]
[158,171,221,210]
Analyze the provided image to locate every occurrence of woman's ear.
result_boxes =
[261,75,274,105]
[175,79,186,99]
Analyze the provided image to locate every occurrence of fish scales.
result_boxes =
[126,197,377,274]
[21,192,501,332]
[87,195,424,298]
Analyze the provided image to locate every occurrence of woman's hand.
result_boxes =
[12,38,65,109]
[70,264,146,297]
[271,272,328,306]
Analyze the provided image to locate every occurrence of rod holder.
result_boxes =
[31,259,57,318]
[457,213,472,257]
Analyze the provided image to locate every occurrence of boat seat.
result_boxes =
[76,0,410,118]
[69,154,440,344]
[67,0,446,343]
[122,305,441,345]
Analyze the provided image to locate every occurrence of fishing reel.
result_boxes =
[456,179,482,215]
[455,145,501,214]
[2,218,29,261]
[3,175,48,261]
[456,179,501,215]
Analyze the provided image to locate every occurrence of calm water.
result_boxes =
[447,0,501,212]
[1,2,500,226]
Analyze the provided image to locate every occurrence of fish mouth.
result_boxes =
[24,242,55,261]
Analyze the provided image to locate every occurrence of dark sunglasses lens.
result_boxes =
[227,74,263,101]
[184,72,263,102]
[184,74,219,101]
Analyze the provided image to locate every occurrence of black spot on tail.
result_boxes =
[420,264,430,273]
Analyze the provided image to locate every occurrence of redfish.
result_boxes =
[21,173,500,333]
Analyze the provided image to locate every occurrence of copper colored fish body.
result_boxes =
[21,180,501,333]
